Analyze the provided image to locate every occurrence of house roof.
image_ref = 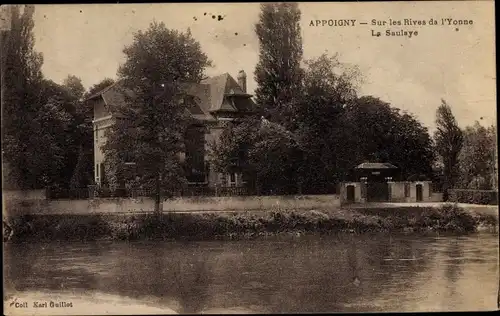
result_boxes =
[86,73,255,122]
[85,80,131,113]
[200,73,253,112]
[355,162,398,169]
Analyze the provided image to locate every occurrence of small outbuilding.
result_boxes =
[339,162,436,204]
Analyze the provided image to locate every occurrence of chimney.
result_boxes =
[237,70,247,93]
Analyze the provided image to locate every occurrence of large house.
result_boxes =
[85,70,256,189]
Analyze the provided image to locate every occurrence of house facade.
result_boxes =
[339,162,438,204]
[85,70,256,189]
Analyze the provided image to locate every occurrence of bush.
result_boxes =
[448,189,498,205]
[3,205,494,242]
[434,204,477,232]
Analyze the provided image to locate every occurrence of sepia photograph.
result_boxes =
[2,1,498,314]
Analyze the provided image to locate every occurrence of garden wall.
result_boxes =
[3,194,342,217]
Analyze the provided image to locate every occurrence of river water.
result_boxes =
[3,232,499,314]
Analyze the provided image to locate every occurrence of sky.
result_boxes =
[32,1,496,131]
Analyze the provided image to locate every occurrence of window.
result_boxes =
[219,173,227,185]
[183,95,203,115]
[95,129,98,143]
[229,173,236,186]
[185,126,206,183]
[242,172,249,184]
[96,163,100,178]
[404,182,410,197]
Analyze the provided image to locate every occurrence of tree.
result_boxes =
[211,117,302,195]
[434,99,464,199]
[37,79,81,188]
[294,54,361,191]
[69,144,93,189]
[103,21,212,212]
[343,96,435,179]
[254,2,304,129]
[85,78,116,99]
[63,75,85,100]
[1,5,56,189]
[457,122,497,190]
[68,78,116,189]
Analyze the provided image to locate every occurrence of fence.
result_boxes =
[45,187,90,200]
[448,189,498,205]
[46,185,256,200]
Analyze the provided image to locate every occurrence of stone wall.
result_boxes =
[339,182,364,204]
[339,181,440,204]
[2,189,46,201]
[3,194,342,217]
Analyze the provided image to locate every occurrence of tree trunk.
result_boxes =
[154,173,161,213]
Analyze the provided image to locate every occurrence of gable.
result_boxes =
[93,97,111,119]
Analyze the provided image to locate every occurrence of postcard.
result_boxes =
[2,1,498,314]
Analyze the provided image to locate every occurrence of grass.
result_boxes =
[3,205,497,242]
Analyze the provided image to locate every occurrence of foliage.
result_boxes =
[2,5,47,189]
[248,119,303,194]
[61,77,117,190]
[448,189,498,205]
[69,145,94,189]
[231,1,437,192]
[5,205,489,242]
[1,6,93,190]
[457,122,497,190]
[102,21,212,193]
[434,99,464,197]
[63,75,85,100]
[85,78,116,99]
[343,96,435,179]
[294,54,361,190]
[211,117,302,194]
[215,50,435,193]
[254,2,304,129]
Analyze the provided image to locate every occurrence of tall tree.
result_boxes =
[254,2,304,129]
[457,122,497,190]
[103,21,211,212]
[1,5,58,189]
[434,99,464,199]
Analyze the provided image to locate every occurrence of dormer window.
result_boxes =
[183,95,203,115]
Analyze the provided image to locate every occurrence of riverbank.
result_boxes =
[3,204,497,242]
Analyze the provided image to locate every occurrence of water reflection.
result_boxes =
[4,232,498,313]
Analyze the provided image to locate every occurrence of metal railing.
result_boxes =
[46,185,256,200]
